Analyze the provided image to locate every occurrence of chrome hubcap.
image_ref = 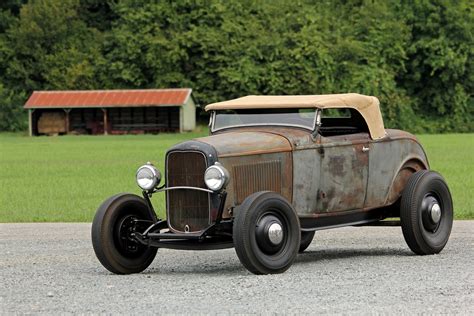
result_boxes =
[255,213,287,255]
[268,223,283,245]
[430,203,441,224]
[421,194,442,232]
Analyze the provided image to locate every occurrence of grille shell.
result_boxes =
[166,151,210,233]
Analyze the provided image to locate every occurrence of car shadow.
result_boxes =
[143,262,246,275]
[140,247,412,275]
[92,247,414,276]
[296,247,413,264]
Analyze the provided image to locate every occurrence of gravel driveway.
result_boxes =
[1,221,473,314]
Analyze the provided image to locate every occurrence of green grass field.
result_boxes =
[0,132,472,222]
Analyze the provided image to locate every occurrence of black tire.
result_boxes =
[233,191,301,274]
[400,170,453,255]
[299,231,315,253]
[91,193,157,274]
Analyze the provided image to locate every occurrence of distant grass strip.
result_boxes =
[0,132,207,222]
[0,133,472,222]
[416,134,473,220]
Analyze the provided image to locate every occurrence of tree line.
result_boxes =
[0,0,472,133]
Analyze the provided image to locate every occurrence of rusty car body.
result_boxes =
[92,93,453,275]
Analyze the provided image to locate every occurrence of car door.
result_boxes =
[315,133,370,213]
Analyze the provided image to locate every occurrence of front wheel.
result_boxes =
[400,170,453,255]
[233,191,301,275]
[299,231,315,253]
[91,193,157,274]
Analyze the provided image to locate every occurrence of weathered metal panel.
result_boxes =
[317,140,369,213]
[292,133,370,215]
[366,129,429,208]
[386,159,425,204]
[233,160,282,205]
[218,152,292,218]
[292,149,321,215]
[194,126,428,220]
[212,126,314,150]
[197,131,292,157]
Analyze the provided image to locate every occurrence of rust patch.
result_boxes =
[386,159,426,204]
[233,160,282,205]
[316,139,369,213]
[212,126,313,150]
[219,152,292,218]
[328,155,345,177]
[197,131,292,158]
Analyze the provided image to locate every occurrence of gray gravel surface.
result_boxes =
[1,221,473,314]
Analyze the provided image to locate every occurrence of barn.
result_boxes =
[24,88,196,136]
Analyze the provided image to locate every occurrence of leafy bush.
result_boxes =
[0,0,472,132]
[0,83,27,131]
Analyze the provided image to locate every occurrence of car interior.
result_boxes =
[319,108,370,137]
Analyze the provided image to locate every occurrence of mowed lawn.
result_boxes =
[0,132,207,222]
[0,132,472,222]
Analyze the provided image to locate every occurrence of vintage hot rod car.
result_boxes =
[92,93,453,275]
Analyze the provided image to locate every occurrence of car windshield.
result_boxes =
[212,108,317,131]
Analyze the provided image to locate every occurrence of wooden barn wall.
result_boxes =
[31,106,181,135]
[108,107,179,134]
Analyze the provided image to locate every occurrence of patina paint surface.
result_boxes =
[197,131,292,157]
[212,126,315,149]
[318,136,369,213]
[292,133,370,215]
[218,152,292,218]
[366,129,428,207]
[192,126,427,220]
[291,129,427,216]
[292,149,321,214]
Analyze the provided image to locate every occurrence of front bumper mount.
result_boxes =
[132,190,234,250]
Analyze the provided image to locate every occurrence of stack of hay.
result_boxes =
[38,112,67,135]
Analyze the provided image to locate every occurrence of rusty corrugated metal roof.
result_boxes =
[24,89,192,109]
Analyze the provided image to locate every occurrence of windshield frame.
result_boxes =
[209,109,320,133]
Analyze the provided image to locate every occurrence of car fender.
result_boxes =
[385,156,429,205]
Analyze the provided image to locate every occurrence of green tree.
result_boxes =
[400,0,474,132]
[6,0,104,91]
[0,0,472,132]
[0,0,26,32]
[0,83,27,131]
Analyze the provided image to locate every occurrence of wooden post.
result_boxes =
[64,109,71,134]
[102,108,108,135]
[28,109,33,136]
[179,106,184,133]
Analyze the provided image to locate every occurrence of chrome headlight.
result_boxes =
[136,163,161,191]
[204,163,229,191]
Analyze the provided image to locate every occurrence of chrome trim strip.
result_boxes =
[156,186,214,194]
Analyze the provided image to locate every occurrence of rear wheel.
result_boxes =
[400,171,453,255]
[233,191,300,274]
[91,193,157,274]
[299,231,315,253]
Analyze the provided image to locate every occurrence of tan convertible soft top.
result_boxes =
[205,93,386,139]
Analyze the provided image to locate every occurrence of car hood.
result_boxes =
[196,131,292,158]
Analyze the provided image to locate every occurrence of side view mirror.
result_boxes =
[312,110,322,139]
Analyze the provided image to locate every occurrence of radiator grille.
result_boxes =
[166,151,210,232]
[233,160,282,205]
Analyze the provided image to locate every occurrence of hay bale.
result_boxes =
[38,112,67,135]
